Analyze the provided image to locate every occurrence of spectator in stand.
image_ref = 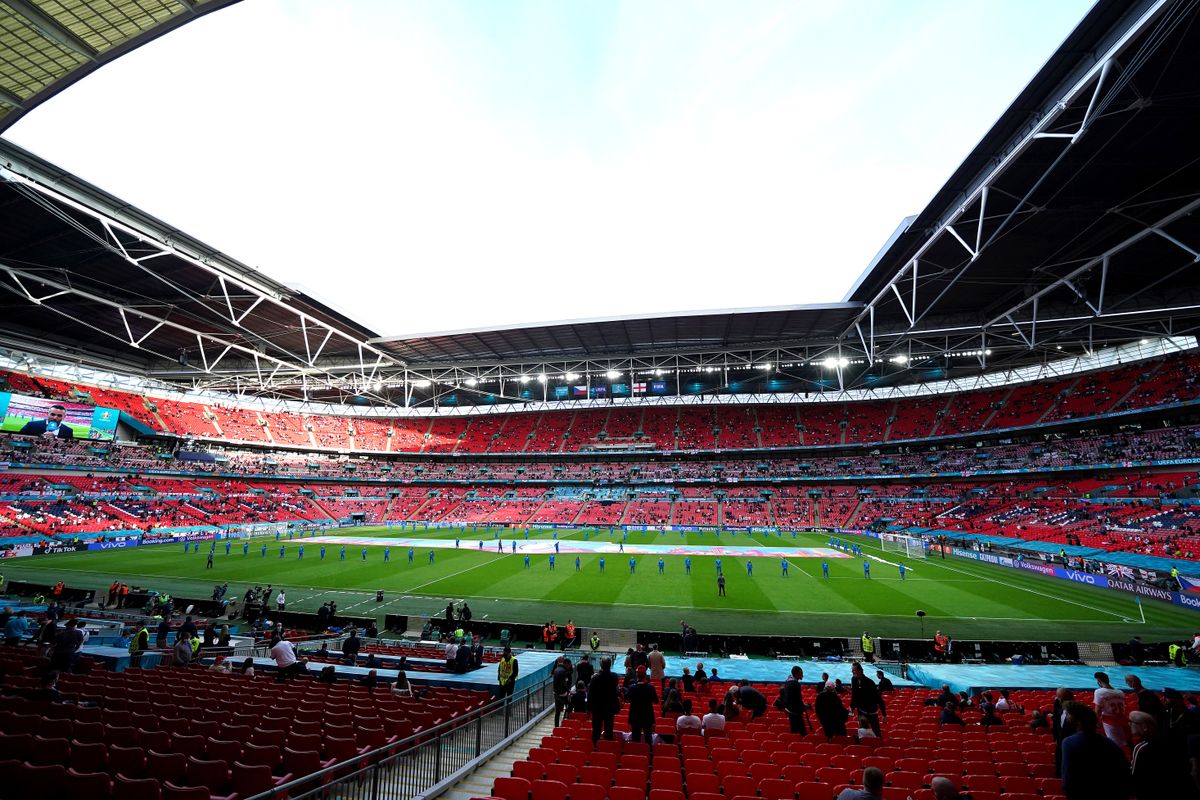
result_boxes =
[552,656,573,726]
[676,699,702,735]
[836,766,885,799]
[588,656,620,743]
[875,670,894,692]
[702,699,726,734]
[343,627,361,665]
[270,634,306,681]
[776,665,809,734]
[850,662,885,737]
[661,679,684,715]
[172,633,192,667]
[50,618,84,672]
[575,653,594,687]
[239,658,255,677]
[1125,674,1166,728]
[34,617,57,658]
[647,643,666,690]
[930,776,972,800]
[979,703,1004,727]
[3,612,28,646]
[680,667,694,693]
[815,683,849,739]
[737,679,769,719]
[939,702,966,728]
[720,689,741,721]
[1129,709,1193,799]
[626,666,658,744]
[1060,702,1131,800]
[1093,671,1129,747]
[1054,688,1079,776]
[568,680,588,717]
[27,670,62,702]
[392,670,413,698]
[1029,709,1049,731]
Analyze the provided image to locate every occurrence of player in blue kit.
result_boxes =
[863,560,871,579]
[599,557,606,573]
[320,545,326,560]
[408,547,415,563]
[822,560,829,578]
[549,555,556,571]
[899,562,906,581]
[524,554,530,569]
[575,556,581,572]
[243,541,249,556]
[279,545,285,558]
[340,546,346,561]
[781,559,789,577]
[746,560,753,577]
[261,543,267,557]
[629,557,636,574]
[384,547,390,562]
[685,557,692,575]
[715,558,723,575]
[428,550,435,564]
[658,558,665,574]
[297,545,304,559]
[225,540,232,555]
[362,548,368,561]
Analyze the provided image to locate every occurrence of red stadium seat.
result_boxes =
[492,776,532,800]
[113,774,162,800]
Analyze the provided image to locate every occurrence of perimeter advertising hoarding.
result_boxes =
[0,392,119,441]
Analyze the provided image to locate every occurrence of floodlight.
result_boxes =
[536,373,547,383]
[519,375,530,384]
[890,354,908,365]
[605,370,621,379]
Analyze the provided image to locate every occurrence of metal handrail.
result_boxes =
[243,674,554,800]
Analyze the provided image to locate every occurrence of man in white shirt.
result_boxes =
[1092,671,1129,747]
[276,590,286,611]
[445,639,459,671]
[676,699,702,734]
[270,636,305,681]
[701,699,726,734]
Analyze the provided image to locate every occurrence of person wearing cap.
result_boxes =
[625,665,658,744]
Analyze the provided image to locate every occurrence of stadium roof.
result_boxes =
[370,304,864,365]
[0,0,1198,404]
[0,0,241,135]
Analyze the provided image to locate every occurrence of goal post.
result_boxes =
[880,533,928,560]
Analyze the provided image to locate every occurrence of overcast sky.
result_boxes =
[6,0,1094,338]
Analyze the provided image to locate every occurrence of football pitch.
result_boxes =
[4,526,1194,641]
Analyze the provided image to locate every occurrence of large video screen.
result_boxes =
[0,392,119,441]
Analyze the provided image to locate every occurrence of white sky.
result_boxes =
[6,0,1095,338]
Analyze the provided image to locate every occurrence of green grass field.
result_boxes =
[3,526,1194,641]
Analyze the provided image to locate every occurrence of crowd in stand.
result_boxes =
[502,652,1200,800]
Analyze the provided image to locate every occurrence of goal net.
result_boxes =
[880,533,928,560]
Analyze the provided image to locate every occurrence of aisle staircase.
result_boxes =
[434,712,558,800]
